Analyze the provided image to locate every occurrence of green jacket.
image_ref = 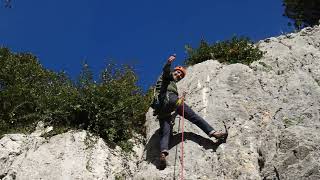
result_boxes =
[154,62,178,96]
[150,62,178,115]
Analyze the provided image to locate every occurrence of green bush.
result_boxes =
[0,47,150,151]
[0,48,77,134]
[283,0,320,29]
[76,63,149,149]
[184,37,264,66]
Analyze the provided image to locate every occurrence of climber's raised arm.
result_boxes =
[162,54,176,80]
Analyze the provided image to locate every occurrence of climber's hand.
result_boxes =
[167,54,176,64]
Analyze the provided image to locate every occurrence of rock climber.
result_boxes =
[150,54,228,170]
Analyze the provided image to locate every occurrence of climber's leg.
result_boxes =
[176,103,214,136]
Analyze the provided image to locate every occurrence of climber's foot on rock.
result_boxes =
[159,152,167,170]
[209,131,228,140]
[159,153,167,170]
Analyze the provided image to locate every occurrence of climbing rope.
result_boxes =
[173,93,186,180]
[173,116,180,180]
[180,96,185,180]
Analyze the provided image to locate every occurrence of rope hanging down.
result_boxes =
[179,95,185,180]
[174,92,187,180]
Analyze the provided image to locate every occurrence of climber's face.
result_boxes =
[173,70,184,82]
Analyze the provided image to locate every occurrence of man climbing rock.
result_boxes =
[151,54,228,170]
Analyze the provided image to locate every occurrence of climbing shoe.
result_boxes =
[159,153,167,170]
[209,131,228,140]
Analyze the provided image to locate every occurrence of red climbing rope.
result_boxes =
[180,96,185,180]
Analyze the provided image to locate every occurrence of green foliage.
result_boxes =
[0,47,150,151]
[283,0,320,29]
[184,37,264,66]
[115,173,126,180]
[77,63,149,148]
[0,48,78,135]
[282,116,304,128]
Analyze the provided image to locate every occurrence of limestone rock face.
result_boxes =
[0,127,144,180]
[136,26,320,180]
[1,26,320,180]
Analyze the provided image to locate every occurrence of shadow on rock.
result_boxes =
[144,129,161,166]
[170,132,225,150]
[145,129,226,169]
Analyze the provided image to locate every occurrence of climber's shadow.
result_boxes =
[145,129,225,168]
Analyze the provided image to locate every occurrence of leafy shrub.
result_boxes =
[184,37,264,66]
[0,47,150,151]
[76,63,149,149]
[0,48,77,134]
[283,0,320,29]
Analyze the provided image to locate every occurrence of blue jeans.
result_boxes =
[158,93,215,155]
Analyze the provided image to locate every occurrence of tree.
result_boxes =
[184,37,264,66]
[283,0,320,29]
[0,47,149,152]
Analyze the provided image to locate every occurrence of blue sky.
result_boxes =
[0,0,293,90]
